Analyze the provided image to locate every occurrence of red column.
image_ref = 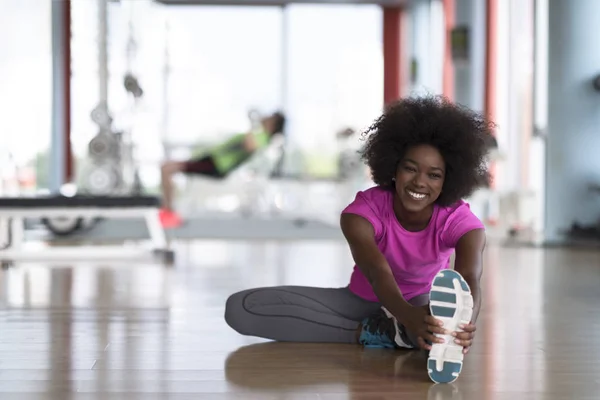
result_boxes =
[485,0,498,188]
[62,0,73,183]
[442,0,455,100]
[382,7,405,106]
[484,0,497,124]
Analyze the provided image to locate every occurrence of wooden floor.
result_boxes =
[0,239,599,399]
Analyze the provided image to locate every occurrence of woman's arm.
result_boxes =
[340,213,446,348]
[451,228,486,352]
[453,228,486,323]
[340,213,413,319]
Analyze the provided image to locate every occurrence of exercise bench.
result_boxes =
[0,195,173,267]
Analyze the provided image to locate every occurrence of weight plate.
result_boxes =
[42,217,83,236]
[83,163,122,196]
[88,133,118,160]
[90,104,113,129]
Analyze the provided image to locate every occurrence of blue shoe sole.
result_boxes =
[427,269,473,384]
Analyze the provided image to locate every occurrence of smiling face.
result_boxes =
[394,144,446,215]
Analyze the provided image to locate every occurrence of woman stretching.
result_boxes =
[224,96,493,384]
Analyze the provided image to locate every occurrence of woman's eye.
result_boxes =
[429,173,442,179]
[404,166,416,172]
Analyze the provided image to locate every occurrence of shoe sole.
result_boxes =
[427,269,473,384]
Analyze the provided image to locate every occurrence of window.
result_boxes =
[284,4,383,177]
[0,0,52,192]
[71,1,283,191]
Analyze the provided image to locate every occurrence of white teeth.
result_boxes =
[407,190,427,200]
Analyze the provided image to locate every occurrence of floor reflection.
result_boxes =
[0,264,173,309]
[0,242,598,399]
[225,342,445,398]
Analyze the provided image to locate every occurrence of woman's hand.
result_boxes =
[452,323,476,354]
[402,305,450,351]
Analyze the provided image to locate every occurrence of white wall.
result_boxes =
[408,0,445,96]
[544,0,600,243]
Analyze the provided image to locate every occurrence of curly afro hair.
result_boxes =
[360,95,495,206]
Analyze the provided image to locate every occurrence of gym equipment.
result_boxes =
[41,216,99,236]
[336,128,364,181]
[176,134,287,217]
[0,218,10,250]
[566,183,600,242]
[124,73,143,98]
[79,96,142,197]
[81,161,123,196]
[88,130,120,160]
[66,215,342,242]
[0,195,173,268]
[42,216,83,236]
[338,150,362,180]
[76,2,144,199]
[593,74,600,92]
[78,93,143,197]
[44,2,146,241]
[90,102,113,131]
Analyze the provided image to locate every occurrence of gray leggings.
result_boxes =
[224,285,428,344]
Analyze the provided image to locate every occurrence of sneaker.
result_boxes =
[159,209,182,229]
[359,308,414,349]
[427,269,474,384]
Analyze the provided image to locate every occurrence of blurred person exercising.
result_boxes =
[160,111,285,228]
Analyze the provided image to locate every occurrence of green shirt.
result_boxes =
[208,130,271,174]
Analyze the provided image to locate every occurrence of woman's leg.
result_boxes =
[224,286,380,344]
[160,161,186,212]
[359,293,431,349]
[182,156,223,178]
[159,156,221,212]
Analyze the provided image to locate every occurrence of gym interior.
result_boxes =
[0,0,598,398]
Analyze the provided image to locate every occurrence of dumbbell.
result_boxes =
[124,73,143,98]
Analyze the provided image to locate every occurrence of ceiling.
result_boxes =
[154,0,407,6]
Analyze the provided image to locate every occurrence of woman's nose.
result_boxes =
[412,174,426,187]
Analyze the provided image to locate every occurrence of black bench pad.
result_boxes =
[0,195,160,208]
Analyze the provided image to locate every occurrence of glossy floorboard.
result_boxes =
[0,240,599,399]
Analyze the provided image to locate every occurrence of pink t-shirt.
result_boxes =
[342,186,484,302]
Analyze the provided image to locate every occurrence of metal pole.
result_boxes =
[98,0,109,108]
[280,5,288,115]
[50,0,68,192]
[272,5,289,177]
[162,21,171,160]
